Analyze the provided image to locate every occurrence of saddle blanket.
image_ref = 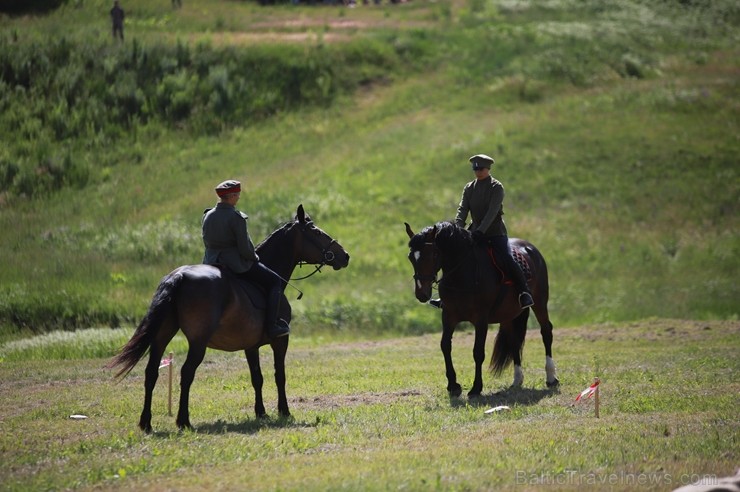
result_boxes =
[486,246,532,283]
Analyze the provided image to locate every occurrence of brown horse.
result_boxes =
[108,205,350,433]
[405,221,558,397]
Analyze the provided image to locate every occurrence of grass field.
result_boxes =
[0,1,738,490]
[1,319,738,490]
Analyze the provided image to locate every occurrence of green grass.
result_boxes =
[0,319,737,490]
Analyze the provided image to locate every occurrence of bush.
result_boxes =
[0,35,416,199]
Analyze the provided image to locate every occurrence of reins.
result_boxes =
[291,264,324,281]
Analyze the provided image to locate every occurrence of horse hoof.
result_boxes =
[448,385,463,398]
[139,423,152,434]
[546,378,560,388]
[177,421,193,432]
[468,390,482,399]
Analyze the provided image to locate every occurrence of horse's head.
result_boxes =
[405,222,442,303]
[293,204,350,271]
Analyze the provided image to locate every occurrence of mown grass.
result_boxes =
[0,319,737,490]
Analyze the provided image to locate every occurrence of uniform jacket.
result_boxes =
[454,175,508,237]
[202,202,258,274]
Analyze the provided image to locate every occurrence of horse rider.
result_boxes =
[202,180,290,338]
[430,154,534,310]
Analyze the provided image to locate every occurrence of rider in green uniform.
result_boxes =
[431,154,534,309]
[202,180,289,338]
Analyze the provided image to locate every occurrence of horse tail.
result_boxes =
[107,270,183,379]
[489,311,528,375]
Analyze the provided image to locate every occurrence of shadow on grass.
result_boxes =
[194,416,317,435]
[146,415,317,437]
[449,386,560,409]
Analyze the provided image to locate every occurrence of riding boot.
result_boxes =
[265,289,289,338]
[510,265,534,309]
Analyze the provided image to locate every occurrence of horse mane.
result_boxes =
[255,213,314,251]
[255,221,291,250]
[433,221,472,254]
[408,226,431,250]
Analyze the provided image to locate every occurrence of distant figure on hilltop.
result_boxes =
[110,0,124,41]
[172,0,182,9]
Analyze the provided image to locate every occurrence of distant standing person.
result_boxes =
[172,0,182,9]
[110,0,125,41]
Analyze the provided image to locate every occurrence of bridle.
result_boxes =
[412,241,441,288]
[292,221,338,281]
[412,239,469,294]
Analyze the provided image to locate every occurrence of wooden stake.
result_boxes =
[594,377,600,418]
[168,352,174,417]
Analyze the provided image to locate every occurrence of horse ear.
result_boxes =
[404,222,415,238]
[296,204,306,223]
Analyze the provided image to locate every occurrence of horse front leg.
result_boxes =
[440,314,461,397]
[469,322,489,397]
[245,348,266,418]
[271,336,290,417]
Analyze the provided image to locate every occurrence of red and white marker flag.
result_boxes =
[575,379,600,402]
[159,354,173,369]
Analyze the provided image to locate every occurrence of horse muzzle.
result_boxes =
[413,273,435,303]
[329,250,350,270]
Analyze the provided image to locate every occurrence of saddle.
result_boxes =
[217,266,268,310]
[485,246,532,284]
[235,279,269,310]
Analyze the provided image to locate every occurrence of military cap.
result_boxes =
[215,180,241,197]
[469,154,495,170]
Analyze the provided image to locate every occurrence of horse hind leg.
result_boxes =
[511,309,528,388]
[532,304,559,387]
[139,351,162,433]
[176,340,207,431]
[139,317,179,433]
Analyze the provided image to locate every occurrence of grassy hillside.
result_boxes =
[0,0,738,339]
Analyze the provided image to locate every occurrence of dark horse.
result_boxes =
[405,221,558,397]
[108,205,350,433]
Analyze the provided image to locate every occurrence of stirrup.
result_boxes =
[267,318,290,338]
[428,299,443,309]
[518,293,534,309]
